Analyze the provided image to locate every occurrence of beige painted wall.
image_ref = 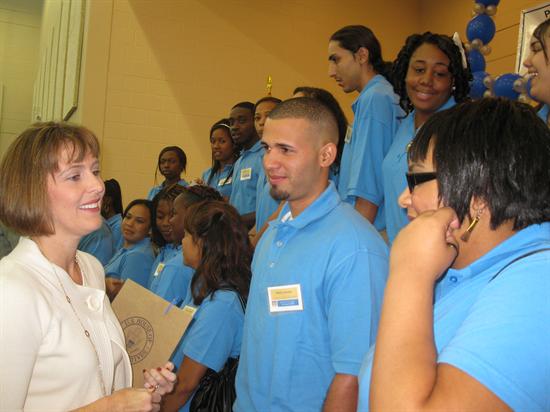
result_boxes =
[0,0,41,158]
[79,0,422,205]
[419,0,547,75]
[37,0,544,205]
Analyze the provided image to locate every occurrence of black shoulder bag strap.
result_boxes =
[489,248,550,282]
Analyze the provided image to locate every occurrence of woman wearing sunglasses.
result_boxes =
[359,98,550,411]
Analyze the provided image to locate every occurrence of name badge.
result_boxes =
[267,284,303,313]
[344,125,353,143]
[153,263,165,277]
[182,305,197,316]
[218,176,232,186]
[240,168,252,181]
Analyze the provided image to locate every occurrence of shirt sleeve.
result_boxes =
[0,264,45,410]
[120,250,154,287]
[154,264,193,304]
[437,255,549,411]
[181,293,242,372]
[324,248,388,376]
[346,93,396,205]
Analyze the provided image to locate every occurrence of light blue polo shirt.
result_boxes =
[229,140,263,215]
[537,104,549,124]
[358,223,550,411]
[382,97,456,243]
[202,164,234,198]
[171,289,245,412]
[106,214,123,251]
[337,74,402,231]
[255,167,280,231]
[234,182,389,412]
[146,243,181,289]
[78,218,114,265]
[149,246,193,304]
[147,179,188,200]
[104,237,155,287]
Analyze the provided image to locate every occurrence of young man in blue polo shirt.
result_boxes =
[228,101,262,229]
[328,26,402,233]
[234,97,389,412]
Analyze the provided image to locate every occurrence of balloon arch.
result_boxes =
[466,0,532,102]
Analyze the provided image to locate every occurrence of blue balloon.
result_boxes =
[466,14,496,44]
[493,73,521,100]
[477,0,499,5]
[468,50,486,72]
[470,71,488,99]
[525,77,536,100]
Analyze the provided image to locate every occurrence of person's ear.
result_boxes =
[319,142,337,167]
[355,46,370,65]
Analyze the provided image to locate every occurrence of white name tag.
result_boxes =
[182,305,197,316]
[153,263,165,277]
[218,176,232,186]
[267,284,303,313]
[344,125,353,143]
[240,168,252,181]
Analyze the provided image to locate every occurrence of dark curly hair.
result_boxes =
[150,183,186,247]
[293,86,348,171]
[391,32,472,115]
[330,25,392,80]
[409,98,550,230]
[184,200,252,305]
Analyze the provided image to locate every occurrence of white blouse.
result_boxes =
[0,237,132,411]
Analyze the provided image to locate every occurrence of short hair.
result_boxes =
[231,101,255,113]
[0,122,99,236]
[155,146,187,181]
[391,32,472,115]
[104,179,123,215]
[532,19,550,63]
[267,97,338,145]
[151,183,186,247]
[409,97,550,230]
[254,96,282,113]
[292,86,348,169]
[330,25,392,80]
[184,200,252,305]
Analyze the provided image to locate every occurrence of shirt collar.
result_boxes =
[272,181,340,230]
[538,104,549,123]
[242,139,262,155]
[352,74,386,111]
[107,214,121,225]
[411,96,456,132]
[124,236,151,251]
[446,222,550,280]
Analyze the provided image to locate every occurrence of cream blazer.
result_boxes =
[0,237,132,411]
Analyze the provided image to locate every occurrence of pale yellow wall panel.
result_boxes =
[487,54,518,76]
[0,0,40,161]
[73,0,422,201]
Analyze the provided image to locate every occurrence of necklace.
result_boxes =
[50,255,108,397]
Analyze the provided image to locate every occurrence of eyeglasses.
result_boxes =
[405,172,437,192]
